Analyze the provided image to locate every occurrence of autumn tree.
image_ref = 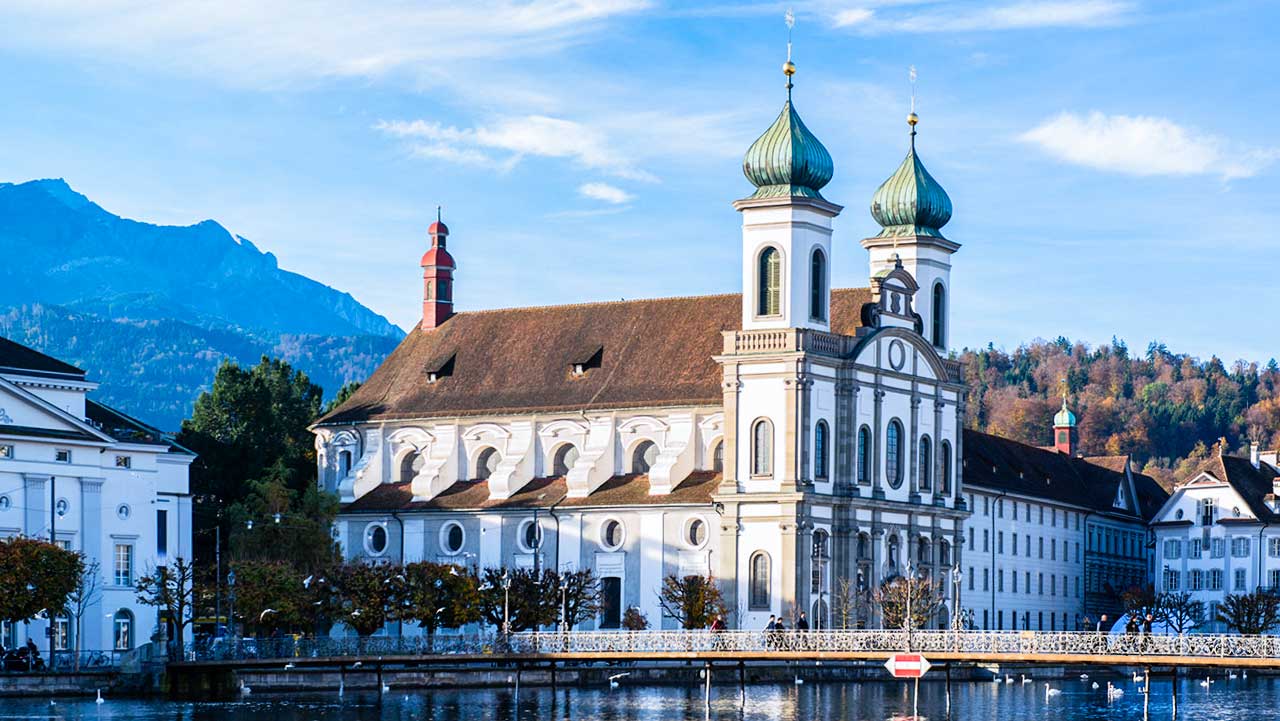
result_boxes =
[224,560,314,636]
[135,557,196,659]
[557,568,602,630]
[622,607,650,631]
[395,562,481,646]
[477,568,558,633]
[0,537,82,626]
[656,575,728,629]
[874,575,944,631]
[332,562,398,643]
[1218,590,1280,635]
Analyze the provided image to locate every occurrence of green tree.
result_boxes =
[333,562,397,642]
[135,557,196,659]
[0,538,83,626]
[656,575,727,629]
[395,562,482,647]
[477,568,559,632]
[225,560,312,636]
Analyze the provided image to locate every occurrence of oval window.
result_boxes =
[602,519,624,550]
[522,520,542,551]
[365,524,388,556]
[442,522,465,554]
[686,518,708,548]
[116,503,130,520]
[0,496,10,511]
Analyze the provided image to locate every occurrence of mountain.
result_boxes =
[1,179,403,429]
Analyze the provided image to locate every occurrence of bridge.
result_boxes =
[175,629,1280,671]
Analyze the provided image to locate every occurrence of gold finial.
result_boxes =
[907,66,919,144]
[907,112,919,126]
[784,8,796,93]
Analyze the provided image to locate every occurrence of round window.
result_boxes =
[441,522,465,555]
[117,503,130,520]
[521,520,542,551]
[686,518,708,548]
[365,524,388,556]
[55,498,69,518]
[601,519,624,550]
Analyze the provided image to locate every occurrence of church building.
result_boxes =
[315,58,969,632]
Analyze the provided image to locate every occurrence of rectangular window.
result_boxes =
[983,568,989,592]
[968,567,974,591]
[1209,569,1223,591]
[1012,534,1018,556]
[1075,542,1081,563]
[1233,538,1251,558]
[968,527,974,551]
[115,455,132,468]
[1039,537,1044,559]
[55,448,71,463]
[983,529,989,553]
[1038,573,1044,595]
[1269,538,1280,558]
[0,445,12,459]
[53,617,69,651]
[1271,570,1280,591]
[1025,571,1031,595]
[1212,538,1225,558]
[1051,508,1057,527]
[1202,498,1215,526]
[998,569,1004,592]
[1164,539,1181,559]
[984,496,989,516]
[157,509,168,561]
[1190,570,1203,591]
[1235,568,1247,591]
[113,543,133,586]
[1190,538,1202,557]
[998,531,1004,554]
[1164,568,1180,591]
[1012,572,1018,593]
[1051,574,1056,596]
[1051,539,1056,561]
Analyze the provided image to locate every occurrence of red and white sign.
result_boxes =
[884,653,932,679]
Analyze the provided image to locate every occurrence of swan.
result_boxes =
[1004,674,1014,684]
[1021,674,1032,684]
[239,680,251,696]
[1199,677,1211,688]
[1091,682,1099,689]
[1080,673,1089,680]
[284,662,295,670]
[381,683,391,694]
[609,672,629,689]
[95,689,105,705]
[1107,683,1124,700]
[1132,672,1142,683]
[1228,672,1238,680]
[1044,683,1062,699]
[794,676,804,685]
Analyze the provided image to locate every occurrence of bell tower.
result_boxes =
[421,209,455,331]
[1053,393,1078,456]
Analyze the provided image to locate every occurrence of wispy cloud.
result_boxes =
[1019,111,1278,180]
[376,117,658,182]
[0,1,649,89]
[833,1,1133,32]
[578,182,633,204]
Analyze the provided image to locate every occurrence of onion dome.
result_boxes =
[870,117,952,238]
[1054,397,1077,427]
[742,64,834,201]
[427,220,449,237]
[421,209,454,268]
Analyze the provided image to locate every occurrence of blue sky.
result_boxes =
[1,1,1276,362]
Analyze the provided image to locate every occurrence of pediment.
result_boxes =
[0,380,111,442]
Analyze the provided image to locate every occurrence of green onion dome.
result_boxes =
[1054,398,1077,428]
[870,124,952,238]
[742,99,834,201]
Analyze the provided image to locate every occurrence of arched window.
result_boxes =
[856,533,871,560]
[424,280,435,300]
[887,534,901,574]
[757,247,782,316]
[475,447,501,480]
[919,435,932,491]
[113,609,134,651]
[712,441,724,473]
[338,450,352,479]
[814,421,829,480]
[551,444,579,477]
[751,419,773,476]
[940,441,952,494]
[931,282,946,347]
[749,551,771,610]
[939,539,951,566]
[399,451,424,483]
[917,536,931,564]
[631,440,658,474]
[856,426,871,484]
[809,248,827,321]
[886,420,904,489]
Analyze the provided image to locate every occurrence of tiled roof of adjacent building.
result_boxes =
[963,429,1168,521]
[1185,453,1280,523]
[318,289,870,425]
[343,471,720,513]
[0,336,85,379]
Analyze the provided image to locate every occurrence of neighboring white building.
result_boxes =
[315,64,970,633]
[1150,443,1280,632]
[0,337,193,656]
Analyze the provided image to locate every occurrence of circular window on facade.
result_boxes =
[1175,509,1184,520]
[55,498,70,518]
[520,519,542,552]
[441,522,465,555]
[364,523,388,556]
[888,339,907,371]
[686,517,708,549]
[601,518,625,551]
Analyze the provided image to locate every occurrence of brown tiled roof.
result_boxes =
[343,471,720,513]
[963,429,1168,520]
[1083,455,1129,474]
[318,289,870,424]
[1184,454,1280,523]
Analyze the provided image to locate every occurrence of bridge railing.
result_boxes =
[181,629,1280,663]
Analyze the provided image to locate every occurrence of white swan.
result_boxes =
[1005,675,1014,684]
[1080,673,1089,680]
[609,672,629,689]
[95,689,105,705]
[1228,672,1238,680]
[1091,682,1099,689]
[1021,674,1032,684]
[1132,672,1142,683]
[1044,683,1062,699]
[1199,677,1211,688]
[239,680,251,696]
[1107,683,1124,700]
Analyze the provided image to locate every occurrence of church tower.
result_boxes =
[420,211,455,331]
[735,60,841,331]
[862,113,958,350]
[1053,394,1078,456]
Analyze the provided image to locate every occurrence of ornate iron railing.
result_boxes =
[184,630,1280,663]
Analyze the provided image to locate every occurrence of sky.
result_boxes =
[1,0,1276,362]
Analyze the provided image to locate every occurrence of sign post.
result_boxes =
[885,654,931,720]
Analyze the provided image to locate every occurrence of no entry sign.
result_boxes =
[884,653,932,679]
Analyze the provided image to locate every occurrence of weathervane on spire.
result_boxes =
[783,7,796,97]
[907,65,919,146]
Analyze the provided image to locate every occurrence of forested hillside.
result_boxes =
[960,338,1280,489]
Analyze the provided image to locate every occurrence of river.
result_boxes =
[8,674,1272,720]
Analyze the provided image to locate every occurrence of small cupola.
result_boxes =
[870,115,953,239]
[1053,393,1078,455]
[421,208,456,331]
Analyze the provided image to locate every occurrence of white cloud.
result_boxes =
[578,182,633,204]
[376,116,658,182]
[833,1,1132,33]
[1019,111,1278,180]
[0,0,649,89]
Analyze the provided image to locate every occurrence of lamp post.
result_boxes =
[501,570,512,640]
[559,576,569,633]
[227,569,237,642]
[951,565,962,631]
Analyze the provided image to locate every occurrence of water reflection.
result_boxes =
[10,676,1280,720]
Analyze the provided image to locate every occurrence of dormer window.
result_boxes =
[570,346,603,377]
[425,353,456,383]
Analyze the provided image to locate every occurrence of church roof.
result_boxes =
[742,99,834,201]
[318,288,869,425]
[870,126,952,238]
[963,429,1167,521]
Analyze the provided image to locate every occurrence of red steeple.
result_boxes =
[421,208,455,331]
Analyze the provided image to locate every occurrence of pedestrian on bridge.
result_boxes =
[796,612,809,631]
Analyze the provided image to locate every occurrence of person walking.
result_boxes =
[796,612,809,631]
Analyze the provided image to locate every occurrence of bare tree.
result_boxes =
[874,574,944,631]
[831,578,858,630]
[64,559,102,670]
[135,557,196,660]
[1157,591,1204,635]
[1218,589,1280,635]
[657,575,727,629]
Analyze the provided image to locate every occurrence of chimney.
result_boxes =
[1251,442,1261,469]
[1218,437,1228,457]
[420,209,456,331]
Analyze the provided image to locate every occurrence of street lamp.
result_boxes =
[227,569,237,641]
[501,570,512,639]
[951,565,963,631]
[559,576,569,633]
